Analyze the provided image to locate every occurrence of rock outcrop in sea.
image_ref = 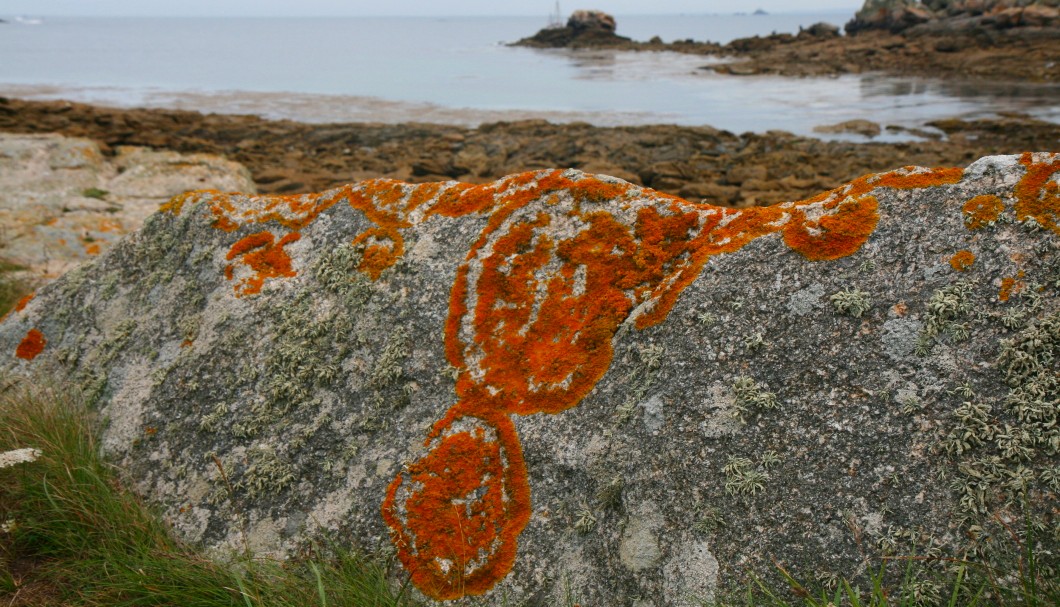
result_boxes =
[1,154,1057,604]
[512,9,632,48]
[846,0,1060,34]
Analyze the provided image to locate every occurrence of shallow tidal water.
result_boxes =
[1,14,1057,139]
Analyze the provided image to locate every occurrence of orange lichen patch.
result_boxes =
[160,190,213,215]
[998,271,1026,302]
[949,250,976,272]
[15,328,45,360]
[224,231,302,296]
[382,413,530,600]
[962,195,1004,230]
[96,218,123,233]
[783,195,879,262]
[180,339,194,348]
[1014,152,1060,235]
[84,242,102,256]
[1000,277,1016,301]
[379,168,960,599]
[796,166,964,209]
[872,166,964,190]
[207,192,341,233]
[14,293,34,312]
[197,167,977,599]
[352,228,404,280]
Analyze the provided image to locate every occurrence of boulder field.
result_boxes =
[0,154,1057,604]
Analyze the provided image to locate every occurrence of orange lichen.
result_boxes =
[15,328,45,360]
[784,195,879,262]
[383,413,530,599]
[949,250,976,272]
[962,195,1004,230]
[999,271,1026,302]
[383,171,887,599]
[84,242,101,256]
[224,231,301,296]
[1000,277,1016,301]
[1014,152,1060,235]
[196,163,983,599]
[14,293,34,312]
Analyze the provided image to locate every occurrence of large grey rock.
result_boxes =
[1,154,1058,604]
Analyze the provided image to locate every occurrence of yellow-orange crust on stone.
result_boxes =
[1015,153,1060,235]
[154,164,996,599]
[15,328,46,360]
[950,250,976,272]
[962,194,1004,231]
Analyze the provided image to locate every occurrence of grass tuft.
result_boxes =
[0,380,417,607]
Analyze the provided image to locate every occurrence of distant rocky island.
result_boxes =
[511,1,1059,82]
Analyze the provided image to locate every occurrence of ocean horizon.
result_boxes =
[1,13,1057,139]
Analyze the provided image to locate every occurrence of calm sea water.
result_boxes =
[1,14,1057,140]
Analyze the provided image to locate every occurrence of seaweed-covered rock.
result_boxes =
[1,154,1058,604]
[512,9,631,48]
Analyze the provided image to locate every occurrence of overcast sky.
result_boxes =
[4,1,862,17]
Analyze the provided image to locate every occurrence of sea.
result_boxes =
[1,13,1058,141]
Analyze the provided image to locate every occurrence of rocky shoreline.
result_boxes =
[1,97,1056,209]
[512,2,1060,82]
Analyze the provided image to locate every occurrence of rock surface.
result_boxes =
[0,133,255,279]
[7,98,1060,211]
[512,9,633,48]
[1,154,1058,604]
[813,119,883,138]
[508,3,1059,81]
[846,0,1060,34]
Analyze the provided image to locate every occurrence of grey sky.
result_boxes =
[4,1,862,17]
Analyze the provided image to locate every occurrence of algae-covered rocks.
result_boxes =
[1,154,1057,604]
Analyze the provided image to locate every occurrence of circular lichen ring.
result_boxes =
[381,412,531,600]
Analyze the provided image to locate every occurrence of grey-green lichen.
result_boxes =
[916,281,975,355]
[731,375,778,420]
[937,308,1060,569]
[595,476,624,511]
[573,503,597,534]
[199,402,229,433]
[830,287,871,318]
[615,343,664,423]
[722,455,768,496]
[238,446,295,498]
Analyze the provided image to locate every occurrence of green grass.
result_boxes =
[0,260,32,317]
[0,382,418,607]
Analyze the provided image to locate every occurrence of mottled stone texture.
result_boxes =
[0,133,255,280]
[1,154,1057,605]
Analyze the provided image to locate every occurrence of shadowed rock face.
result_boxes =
[1,155,1057,604]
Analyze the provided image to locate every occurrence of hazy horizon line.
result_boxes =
[2,9,854,19]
